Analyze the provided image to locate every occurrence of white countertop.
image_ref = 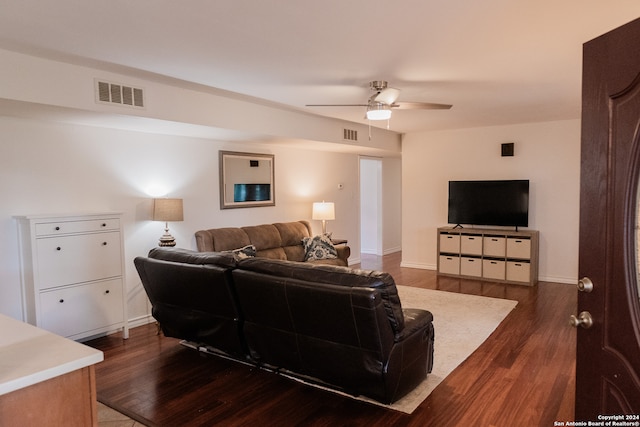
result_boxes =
[0,314,104,396]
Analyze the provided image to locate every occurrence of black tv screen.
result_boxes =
[234,183,271,202]
[447,180,529,227]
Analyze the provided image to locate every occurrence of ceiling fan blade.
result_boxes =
[391,102,452,110]
[374,87,401,105]
[305,104,368,107]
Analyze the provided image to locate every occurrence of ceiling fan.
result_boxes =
[306,80,452,121]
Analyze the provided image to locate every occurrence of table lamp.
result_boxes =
[312,201,335,235]
[153,198,184,247]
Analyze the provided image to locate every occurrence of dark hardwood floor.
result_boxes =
[87,252,576,426]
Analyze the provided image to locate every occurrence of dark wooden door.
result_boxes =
[578,17,640,420]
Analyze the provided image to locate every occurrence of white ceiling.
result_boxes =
[1,1,639,134]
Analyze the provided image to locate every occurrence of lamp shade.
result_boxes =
[312,202,335,221]
[153,198,184,222]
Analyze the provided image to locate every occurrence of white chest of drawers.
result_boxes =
[15,213,129,341]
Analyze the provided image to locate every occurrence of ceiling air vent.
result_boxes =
[343,128,358,142]
[96,80,145,108]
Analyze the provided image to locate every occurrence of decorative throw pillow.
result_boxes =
[224,244,257,261]
[302,234,338,261]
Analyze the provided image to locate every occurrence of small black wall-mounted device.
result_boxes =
[501,142,514,157]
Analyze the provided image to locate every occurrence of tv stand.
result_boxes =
[437,227,539,286]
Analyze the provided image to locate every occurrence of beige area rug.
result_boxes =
[286,286,518,414]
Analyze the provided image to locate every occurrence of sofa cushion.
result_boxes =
[281,245,307,262]
[241,224,282,251]
[237,258,405,335]
[302,234,338,261]
[273,221,312,245]
[199,227,251,252]
[254,247,288,260]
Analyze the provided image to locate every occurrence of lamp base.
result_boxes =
[158,225,176,247]
[158,235,176,247]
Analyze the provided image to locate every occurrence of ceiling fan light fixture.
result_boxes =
[366,102,392,120]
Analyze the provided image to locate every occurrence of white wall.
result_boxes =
[401,119,581,283]
[0,116,364,322]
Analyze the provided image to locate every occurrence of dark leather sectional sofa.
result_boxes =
[134,247,435,404]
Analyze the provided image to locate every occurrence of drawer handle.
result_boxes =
[59,299,64,303]
[491,238,498,241]
[102,223,107,227]
[446,236,453,239]
[55,226,60,231]
[56,246,61,251]
[105,290,110,294]
[102,242,108,246]
[491,261,497,264]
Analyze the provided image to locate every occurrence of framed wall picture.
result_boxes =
[219,151,275,209]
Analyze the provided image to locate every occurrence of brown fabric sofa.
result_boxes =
[195,220,350,266]
[134,247,434,404]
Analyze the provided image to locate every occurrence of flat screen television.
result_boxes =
[447,180,529,228]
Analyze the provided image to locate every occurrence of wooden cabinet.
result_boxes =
[437,227,539,286]
[15,213,128,340]
[0,313,103,426]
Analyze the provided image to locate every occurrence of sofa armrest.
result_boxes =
[397,308,433,342]
[398,308,435,375]
[335,245,350,263]
[396,308,435,376]
[382,308,435,402]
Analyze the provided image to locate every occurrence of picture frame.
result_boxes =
[219,151,275,209]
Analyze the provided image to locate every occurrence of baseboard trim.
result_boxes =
[539,276,576,285]
[127,314,155,329]
[400,261,437,270]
